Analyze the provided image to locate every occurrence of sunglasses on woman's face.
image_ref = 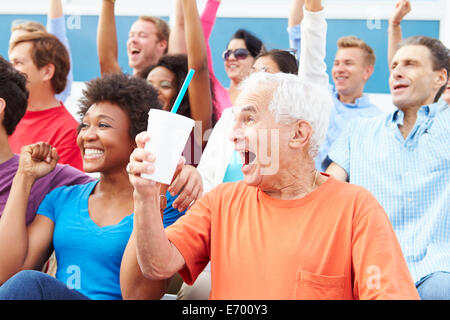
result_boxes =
[222,48,250,61]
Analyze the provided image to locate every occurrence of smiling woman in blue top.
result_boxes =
[0,73,203,300]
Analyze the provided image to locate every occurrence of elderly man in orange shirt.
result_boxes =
[125,71,419,300]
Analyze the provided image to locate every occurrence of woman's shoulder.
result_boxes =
[45,180,97,202]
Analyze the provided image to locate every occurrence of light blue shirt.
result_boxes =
[329,101,450,283]
[316,86,382,171]
[38,181,130,300]
[287,24,301,61]
[47,16,73,102]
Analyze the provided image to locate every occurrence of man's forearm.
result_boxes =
[97,0,120,75]
[298,4,329,88]
[0,174,35,283]
[288,0,305,28]
[48,0,63,19]
[168,0,187,54]
[388,23,402,69]
[133,192,184,280]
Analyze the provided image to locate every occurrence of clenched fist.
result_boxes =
[17,142,60,181]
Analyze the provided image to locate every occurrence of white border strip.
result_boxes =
[439,0,450,47]
[0,0,444,20]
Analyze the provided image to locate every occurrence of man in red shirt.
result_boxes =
[8,32,82,171]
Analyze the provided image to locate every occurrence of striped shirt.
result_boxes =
[316,86,383,171]
[329,101,450,283]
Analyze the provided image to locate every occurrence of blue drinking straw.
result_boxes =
[170,69,195,114]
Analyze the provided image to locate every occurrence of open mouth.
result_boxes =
[84,148,104,160]
[393,83,409,91]
[333,72,349,81]
[130,48,141,56]
[227,63,239,71]
[240,150,256,165]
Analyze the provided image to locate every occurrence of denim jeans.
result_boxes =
[416,271,450,300]
[0,270,90,300]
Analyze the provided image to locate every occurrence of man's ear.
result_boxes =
[433,69,448,90]
[41,63,55,82]
[0,98,6,124]
[0,98,6,116]
[288,120,312,150]
[363,64,374,81]
[157,39,168,54]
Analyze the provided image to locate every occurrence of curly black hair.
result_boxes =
[78,73,161,140]
[0,55,29,135]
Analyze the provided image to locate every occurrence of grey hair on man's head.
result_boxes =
[238,72,332,158]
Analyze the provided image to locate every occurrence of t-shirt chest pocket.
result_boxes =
[294,270,345,300]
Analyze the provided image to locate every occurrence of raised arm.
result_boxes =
[168,0,187,54]
[170,0,220,68]
[200,0,220,71]
[388,0,411,69]
[183,0,213,137]
[287,0,305,60]
[97,0,121,75]
[47,0,73,102]
[298,0,329,88]
[127,132,186,281]
[0,143,57,284]
[121,152,202,298]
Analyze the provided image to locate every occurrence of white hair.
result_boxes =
[239,72,332,157]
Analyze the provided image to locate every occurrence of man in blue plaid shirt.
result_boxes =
[327,36,449,300]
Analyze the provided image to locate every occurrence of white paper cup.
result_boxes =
[141,109,195,184]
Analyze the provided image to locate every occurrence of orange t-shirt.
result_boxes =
[166,176,419,300]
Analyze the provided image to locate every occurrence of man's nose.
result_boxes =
[229,121,243,144]
[333,63,346,73]
[390,66,404,80]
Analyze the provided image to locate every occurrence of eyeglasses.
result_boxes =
[222,48,250,61]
